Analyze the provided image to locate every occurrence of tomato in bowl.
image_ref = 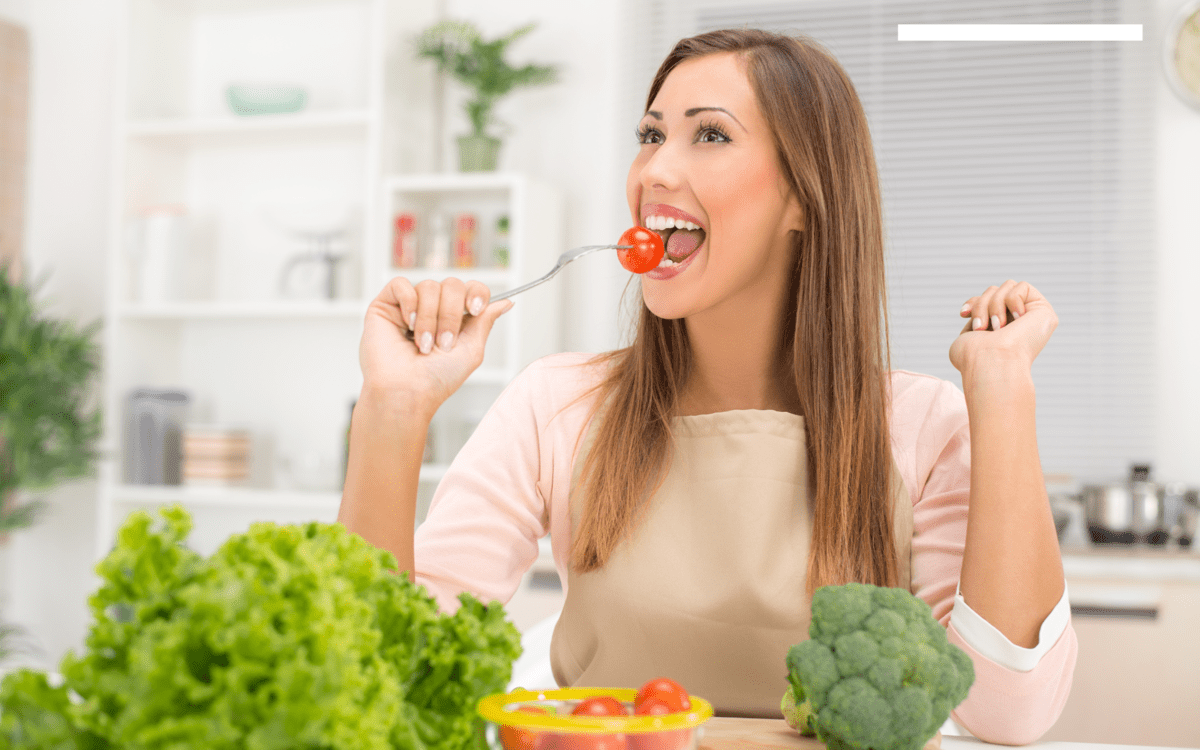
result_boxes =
[478,684,712,750]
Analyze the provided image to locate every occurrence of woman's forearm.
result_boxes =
[338,385,435,580]
[957,361,1065,648]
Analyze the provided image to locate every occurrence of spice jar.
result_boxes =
[454,214,477,268]
[392,213,417,268]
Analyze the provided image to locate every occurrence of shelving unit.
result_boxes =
[96,0,565,561]
[380,172,564,522]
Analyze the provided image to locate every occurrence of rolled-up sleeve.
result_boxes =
[907,375,1078,744]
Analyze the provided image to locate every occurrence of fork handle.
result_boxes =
[401,244,628,342]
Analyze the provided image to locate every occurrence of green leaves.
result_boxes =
[0,506,523,750]
[415,20,559,136]
[0,264,103,532]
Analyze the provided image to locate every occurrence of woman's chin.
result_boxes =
[641,247,705,318]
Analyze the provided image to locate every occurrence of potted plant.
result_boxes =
[416,20,559,172]
[0,262,103,666]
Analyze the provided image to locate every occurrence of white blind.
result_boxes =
[627,0,1156,482]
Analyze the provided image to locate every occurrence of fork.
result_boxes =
[403,244,629,341]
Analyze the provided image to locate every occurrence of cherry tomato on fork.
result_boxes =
[617,227,665,274]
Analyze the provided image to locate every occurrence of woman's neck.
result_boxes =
[677,317,800,417]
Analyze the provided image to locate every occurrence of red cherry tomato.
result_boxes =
[571,697,629,717]
[556,696,629,750]
[629,699,691,750]
[554,735,627,750]
[634,678,691,713]
[617,227,665,274]
[500,706,551,750]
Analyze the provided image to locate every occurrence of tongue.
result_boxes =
[666,228,704,260]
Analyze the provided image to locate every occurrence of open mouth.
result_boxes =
[644,216,707,265]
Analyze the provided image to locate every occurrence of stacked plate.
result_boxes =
[183,425,251,486]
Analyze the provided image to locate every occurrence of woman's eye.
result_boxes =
[697,127,730,143]
[636,125,663,144]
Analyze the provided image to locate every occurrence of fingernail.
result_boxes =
[469,297,483,316]
[961,304,971,314]
[990,314,1001,330]
[1013,311,1021,319]
[409,312,416,329]
[972,317,983,330]
[438,331,454,351]
[420,332,433,354]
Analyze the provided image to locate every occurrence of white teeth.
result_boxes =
[643,214,702,232]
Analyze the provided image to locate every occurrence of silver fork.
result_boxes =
[403,244,629,341]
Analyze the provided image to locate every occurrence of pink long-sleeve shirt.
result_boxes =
[412,351,1077,744]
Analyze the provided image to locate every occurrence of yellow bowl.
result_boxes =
[478,687,714,750]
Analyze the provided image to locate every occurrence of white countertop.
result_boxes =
[944,737,1181,750]
[1061,544,1200,581]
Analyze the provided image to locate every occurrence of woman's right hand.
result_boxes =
[359,276,514,408]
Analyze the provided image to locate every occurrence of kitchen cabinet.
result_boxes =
[97,0,564,561]
[1042,548,1200,747]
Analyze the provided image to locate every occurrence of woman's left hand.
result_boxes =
[949,279,1058,377]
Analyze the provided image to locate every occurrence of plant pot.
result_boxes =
[457,134,502,172]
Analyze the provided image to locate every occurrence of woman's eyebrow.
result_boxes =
[644,107,747,131]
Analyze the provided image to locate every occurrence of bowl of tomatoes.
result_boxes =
[478,678,712,750]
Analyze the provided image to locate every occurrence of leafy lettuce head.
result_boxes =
[0,505,522,750]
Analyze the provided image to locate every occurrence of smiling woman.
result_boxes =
[342,26,1076,746]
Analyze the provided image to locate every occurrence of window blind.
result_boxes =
[624,0,1156,482]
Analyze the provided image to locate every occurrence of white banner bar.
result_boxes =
[897,24,1143,42]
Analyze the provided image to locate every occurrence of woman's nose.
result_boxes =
[638,140,684,192]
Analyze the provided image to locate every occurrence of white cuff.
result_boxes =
[949,581,1070,672]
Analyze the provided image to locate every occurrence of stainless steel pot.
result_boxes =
[1081,464,1169,545]
[1172,487,1200,547]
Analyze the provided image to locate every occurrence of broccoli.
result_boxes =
[783,583,974,750]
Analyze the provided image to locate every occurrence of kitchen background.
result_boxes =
[0,0,1197,745]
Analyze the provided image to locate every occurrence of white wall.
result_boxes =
[1153,0,1200,485]
[3,0,1199,675]
[0,0,27,26]
[0,0,116,672]
[2,0,118,672]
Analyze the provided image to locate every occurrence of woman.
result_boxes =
[340,29,1075,744]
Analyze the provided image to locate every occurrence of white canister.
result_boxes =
[132,206,187,303]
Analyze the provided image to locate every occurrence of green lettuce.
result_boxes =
[0,505,522,750]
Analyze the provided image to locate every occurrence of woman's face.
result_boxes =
[627,51,804,320]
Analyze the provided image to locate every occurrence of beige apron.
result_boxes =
[550,403,913,718]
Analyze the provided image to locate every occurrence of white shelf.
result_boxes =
[111,483,341,511]
[117,300,369,320]
[384,172,532,192]
[125,109,372,143]
[98,0,561,562]
[387,268,514,285]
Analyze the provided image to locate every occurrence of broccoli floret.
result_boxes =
[780,684,816,736]
[782,583,974,750]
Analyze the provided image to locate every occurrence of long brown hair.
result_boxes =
[555,28,897,594]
